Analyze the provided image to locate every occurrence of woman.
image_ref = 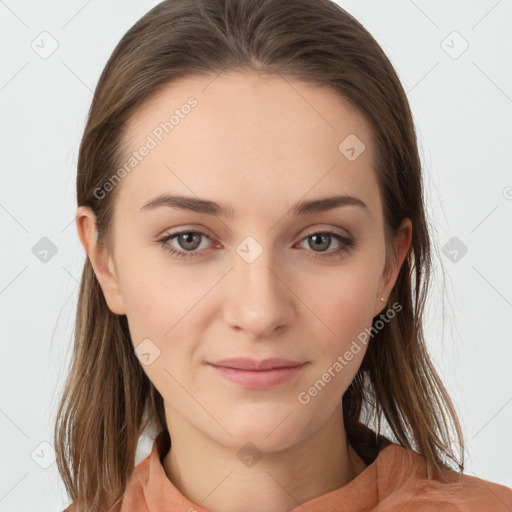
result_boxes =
[55,0,512,511]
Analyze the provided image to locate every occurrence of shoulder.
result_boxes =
[374,443,512,511]
[404,472,512,512]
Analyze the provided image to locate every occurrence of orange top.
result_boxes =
[64,430,512,511]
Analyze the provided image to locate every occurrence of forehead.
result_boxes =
[115,70,381,220]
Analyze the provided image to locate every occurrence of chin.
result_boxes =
[213,410,307,452]
[226,430,301,454]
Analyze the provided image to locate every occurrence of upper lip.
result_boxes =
[208,358,307,371]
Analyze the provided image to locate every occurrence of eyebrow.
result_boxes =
[140,193,368,217]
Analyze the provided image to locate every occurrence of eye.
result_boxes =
[157,230,215,260]
[157,228,356,260]
[296,230,356,258]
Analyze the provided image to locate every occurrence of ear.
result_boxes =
[373,218,412,316]
[75,206,126,315]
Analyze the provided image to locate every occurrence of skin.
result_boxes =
[76,70,412,512]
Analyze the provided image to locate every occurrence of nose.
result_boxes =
[223,245,295,340]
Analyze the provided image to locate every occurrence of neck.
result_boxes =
[162,405,368,512]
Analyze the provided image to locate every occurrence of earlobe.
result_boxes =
[374,218,412,316]
[75,206,126,315]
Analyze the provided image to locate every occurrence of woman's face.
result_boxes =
[82,70,411,451]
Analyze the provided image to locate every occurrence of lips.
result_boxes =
[208,357,305,371]
[206,358,309,389]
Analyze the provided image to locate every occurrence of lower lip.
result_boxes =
[207,363,307,389]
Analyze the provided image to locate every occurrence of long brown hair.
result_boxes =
[54,0,465,510]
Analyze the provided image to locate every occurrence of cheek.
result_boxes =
[120,275,170,345]
[115,240,197,340]
[117,252,218,383]
[306,263,380,341]
[118,266,201,402]
[297,259,381,392]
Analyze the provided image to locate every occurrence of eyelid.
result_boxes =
[160,224,217,238]
[300,225,352,239]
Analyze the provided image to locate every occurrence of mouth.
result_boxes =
[207,358,309,389]
[209,357,307,370]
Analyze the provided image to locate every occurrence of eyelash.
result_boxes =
[157,229,356,260]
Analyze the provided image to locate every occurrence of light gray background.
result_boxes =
[1,0,511,510]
